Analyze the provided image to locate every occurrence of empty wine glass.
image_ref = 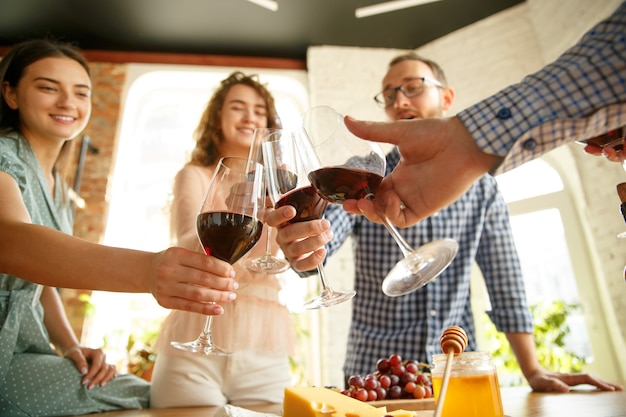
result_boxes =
[263,128,356,309]
[170,156,265,355]
[245,127,291,274]
[301,106,458,297]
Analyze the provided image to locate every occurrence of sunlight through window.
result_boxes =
[82,66,310,368]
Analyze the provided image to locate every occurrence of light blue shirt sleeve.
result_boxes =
[458,1,626,174]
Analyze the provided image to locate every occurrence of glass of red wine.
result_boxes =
[245,128,291,274]
[301,106,458,297]
[263,128,356,309]
[170,156,265,355]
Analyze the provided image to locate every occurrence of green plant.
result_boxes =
[126,322,160,381]
[78,292,96,318]
[483,300,587,386]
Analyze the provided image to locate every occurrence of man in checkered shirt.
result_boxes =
[329,50,618,393]
[344,1,626,231]
[270,4,624,391]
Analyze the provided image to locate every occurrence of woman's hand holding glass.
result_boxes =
[170,156,265,355]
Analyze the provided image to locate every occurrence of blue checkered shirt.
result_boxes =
[459,1,626,175]
[325,148,533,378]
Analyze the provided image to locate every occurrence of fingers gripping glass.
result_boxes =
[170,157,265,355]
[373,76,444,107]
[302,106,458,297]
[264,129,356,309]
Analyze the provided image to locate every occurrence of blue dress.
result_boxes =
[0,132,150,416]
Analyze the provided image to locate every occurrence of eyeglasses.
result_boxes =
[373,76,445,108]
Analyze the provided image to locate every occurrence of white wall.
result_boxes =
[305,0,626,387]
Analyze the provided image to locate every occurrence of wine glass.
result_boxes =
[263,128,356,309]
[245,128,291,274]
[301,106,458,297]
[576,128,626,238]
[170,156,265,355]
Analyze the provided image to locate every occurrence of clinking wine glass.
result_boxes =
[245,128,291,274]
[301,106,459,297]
[576,127,626,238]
[170,156,265,355]
[263,128,356,309]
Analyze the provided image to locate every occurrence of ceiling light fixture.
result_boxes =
[355,0,443,18]
[245,0,278,12]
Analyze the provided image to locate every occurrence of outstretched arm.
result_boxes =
[343,2,626,228]
[0,172,237,316]
[506,332,623,392]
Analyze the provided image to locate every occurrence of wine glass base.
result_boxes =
[303,290,356,310]
[245,256,290,274]
[382,238,458,297]
[170,341,231,356]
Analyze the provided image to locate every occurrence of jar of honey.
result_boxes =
[431,351,504,417]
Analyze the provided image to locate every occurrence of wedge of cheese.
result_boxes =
[283,386,390,417]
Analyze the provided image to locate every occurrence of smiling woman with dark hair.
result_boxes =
[0,38,248,416]
[0,38,150,416]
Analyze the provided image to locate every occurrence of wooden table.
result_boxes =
[88,386,626,417]
[500,385,626,416]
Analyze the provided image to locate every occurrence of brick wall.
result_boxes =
[62,62,127,338]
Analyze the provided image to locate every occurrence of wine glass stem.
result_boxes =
[262,226,273,258]
[316,265,334,295]
[381,215,413,258]
[365,194,413,257]
[199,316,215,345]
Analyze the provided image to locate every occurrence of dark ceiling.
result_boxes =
[0,0,524,61]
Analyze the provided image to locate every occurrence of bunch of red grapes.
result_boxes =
[341,354,432,402]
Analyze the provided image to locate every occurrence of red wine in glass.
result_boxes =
[171,156,265,355]
[275,185,328,223]
[308,166,382,203]
[197,211,263,263]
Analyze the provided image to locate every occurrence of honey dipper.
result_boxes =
[433,326,468,417]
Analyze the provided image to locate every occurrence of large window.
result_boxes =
[487,151,620,381]
[495,160,592,359]
[82,65,310,368]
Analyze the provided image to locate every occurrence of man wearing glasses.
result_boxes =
[321,53,620,392]
[325,53,541,390]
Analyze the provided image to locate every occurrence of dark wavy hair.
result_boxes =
[0,38,91,186]
[189,71,280,166]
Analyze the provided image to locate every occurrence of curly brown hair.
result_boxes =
[190,71,281,166]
